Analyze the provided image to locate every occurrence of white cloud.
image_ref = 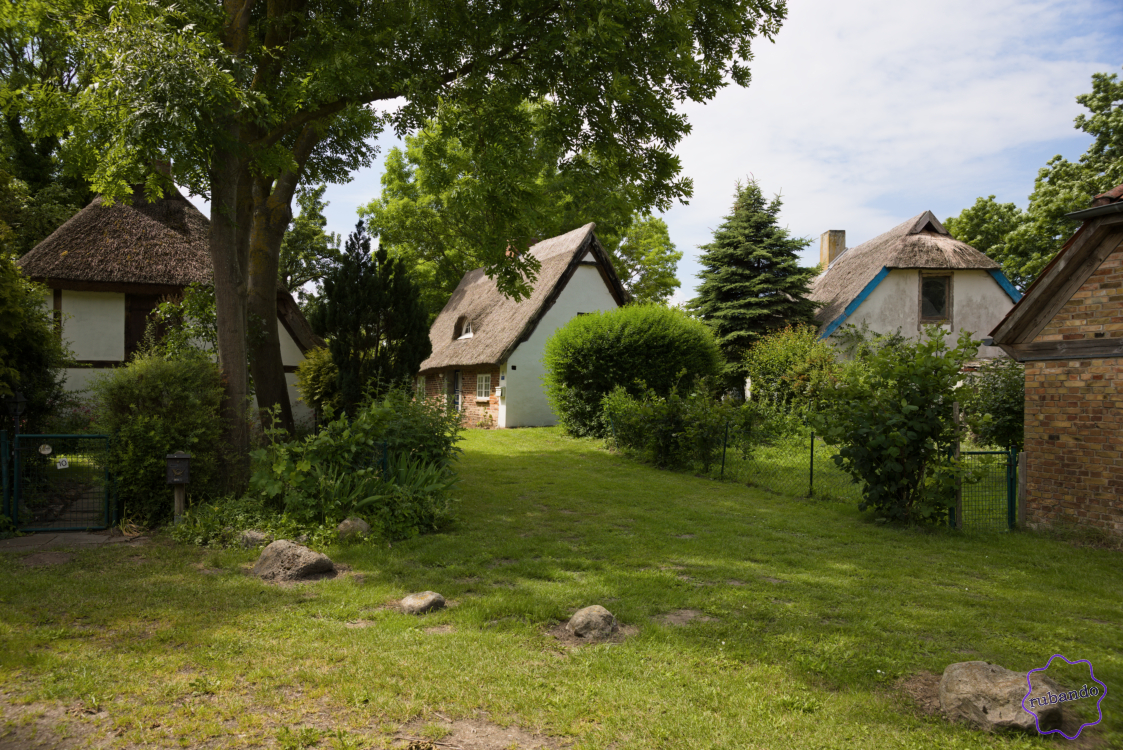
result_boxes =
[663,0,1122,304]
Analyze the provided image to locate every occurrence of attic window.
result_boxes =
[920,274,951,323]
[454,317,474,339]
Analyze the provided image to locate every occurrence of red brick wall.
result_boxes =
[417,366,501,428]
[1037,247,1123,342]
[1025,244,1123,536]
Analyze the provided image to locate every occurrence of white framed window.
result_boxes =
[476,372,491,400]
[416,375,426,397]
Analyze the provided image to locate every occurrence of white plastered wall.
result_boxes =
[62,291,125,361]
[838,269,1012,358]
[501,264,618,427]
[278,323,315,426]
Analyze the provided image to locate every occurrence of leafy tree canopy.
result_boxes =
[690,178,818,388]
[279,184,341,309]
[947,68,1123,289]
[0,0,94,255]
[361,102,683,319]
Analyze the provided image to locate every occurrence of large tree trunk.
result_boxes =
[209,136,251,484]
[246,126,325,436]
[248,176,296,435]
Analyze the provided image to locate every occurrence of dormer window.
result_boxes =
[454,316,474,339]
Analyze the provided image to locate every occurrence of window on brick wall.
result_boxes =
[476,373,491,400]
[416,375,426,397]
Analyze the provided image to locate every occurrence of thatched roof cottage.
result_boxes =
[809,211,1021,356]
[17,186,322,422]
[418,223,628,428]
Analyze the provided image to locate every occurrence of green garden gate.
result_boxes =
[954,449,1018,531]
[1,431,116,532]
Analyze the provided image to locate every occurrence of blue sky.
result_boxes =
[186,0,1123,304]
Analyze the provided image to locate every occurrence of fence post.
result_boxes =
[1,430,7,520]
[608,415,619,452]
[1017,450,1027,528]
[720,421,729,481]
[809,430,815,498]
[952,402,962,529]
[1006,448,1017,530]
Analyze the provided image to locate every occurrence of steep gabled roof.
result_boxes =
[419,223,628,371]
[810,210,1002,335]
[17,185,211,286]
[990,188,1123,361]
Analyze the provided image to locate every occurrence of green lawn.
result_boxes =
[1,428,1120,749]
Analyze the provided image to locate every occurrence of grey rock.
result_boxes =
[252,540,335,582]
[566,605,618,639]
[240,529,272,549]
[939,661,1061,732]
[337,517,371,541]
[401,591,445,614]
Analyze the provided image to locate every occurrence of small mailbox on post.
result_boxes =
[166,452,191,522]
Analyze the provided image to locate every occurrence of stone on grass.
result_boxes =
[939,661,1060,732]
[401,591,445,614]
[566,605,618,639]
[252,540,334,582]
[337,517,371,541]
[240,529,271,549]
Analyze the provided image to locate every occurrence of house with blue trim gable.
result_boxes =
[809,211,1021,358]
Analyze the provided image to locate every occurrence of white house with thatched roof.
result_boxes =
[17,186,322,422]
[809,211,1021,357]
[418,223,628,428]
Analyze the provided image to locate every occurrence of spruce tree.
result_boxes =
[317,222,432,413]
[691,180,818,388]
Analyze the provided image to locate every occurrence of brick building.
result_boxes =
[417,223,628,428]
[990,185,1123,536]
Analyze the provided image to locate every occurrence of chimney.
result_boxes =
[820,230,845,268]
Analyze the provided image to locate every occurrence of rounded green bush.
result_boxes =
[543,304,722,437]
[91,352,226,526]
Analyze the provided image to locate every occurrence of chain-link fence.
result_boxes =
[700,429,862,502]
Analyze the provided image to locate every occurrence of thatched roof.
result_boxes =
[810,210,999,331]
[17,185,211,286]
[419,223,627,372]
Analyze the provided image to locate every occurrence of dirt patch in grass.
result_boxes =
[761,576,787,584]
[425,625,455,634]
[395,715,563,749]
[658,609,717,626]
[896,671,941,715]
[19,552,74,567]
[674,534,695,539]
[546,622,638,648]
[0,699,117,750]
[346,620,374,629]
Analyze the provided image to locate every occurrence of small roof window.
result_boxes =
[455,316,474,339]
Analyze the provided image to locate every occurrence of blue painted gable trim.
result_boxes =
[987,269,1023,302]
[820,266,890,339]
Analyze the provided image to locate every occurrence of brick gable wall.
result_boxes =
[417,366,501,428]
[1025,246,1123,536]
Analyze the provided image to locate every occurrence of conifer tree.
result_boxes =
[691,180,818,388]
[316,222,431,413]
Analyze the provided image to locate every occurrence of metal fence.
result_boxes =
[608,426,1018,531]
[708,432,863,503]
[2,431,115,531]
[957,450,1017,532]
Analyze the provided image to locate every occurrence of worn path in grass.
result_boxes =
[0,428,1120,749]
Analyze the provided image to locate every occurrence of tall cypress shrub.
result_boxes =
[316,222,431,413]
[691,179,818,388]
